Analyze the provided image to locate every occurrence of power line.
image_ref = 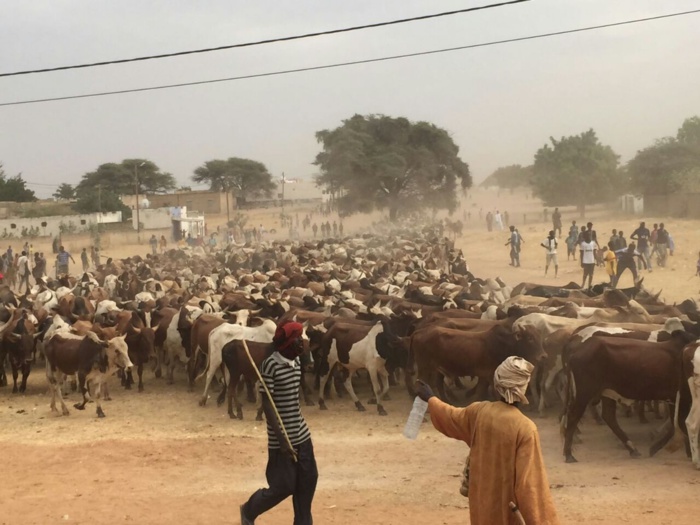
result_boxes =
[0,0,530,78]
[1,8,698,108]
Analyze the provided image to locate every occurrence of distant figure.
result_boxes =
[602,244,617,284]
[80,248,89,272]
[565,228,578,261]
[585,222,598,243]
[631,221,651,271]
[552,208,562,237]
[332,221,338,236]
[339,222,344,236]
[503,211,509,227]
[160,235,167,253]
[617,230,627,250]
[541,230,558,278]
[494,211,504,231]
[569,220,579,239]
[696,251,700,277]
[505,226,523,267]
[149,234,158,255]
[543,208,549,222]
[609,229,619,250]
[485,212,493,232]
[90,246,100,267]
[16,251,30,293]
[56,246,75,276]
[579,232,598,289]
[614,243,640,287]
[656,223,670,267]
[312,223,318,238]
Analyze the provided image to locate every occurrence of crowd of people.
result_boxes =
[0,240,100,292]
[499,210,676,290]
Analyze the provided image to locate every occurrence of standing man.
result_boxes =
[80,248,89,272]
[505,226,523,267]
[630,221,652,272]
[552,207,562,237]
[656,223,670,267]
[16,250,30,293]
[580,231,598,289]
[149,234,158,255]
[56,246,75,276]
[609,229,619,251]
[614,242,640,287]
[415,357,561,525]
[541,230,558,277]
[241,321,318,525]
[485,212,493,232]
[494,211,504,231]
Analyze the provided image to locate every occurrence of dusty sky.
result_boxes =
[1,0,698,198]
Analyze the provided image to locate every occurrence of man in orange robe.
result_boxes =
[416,356,560,525]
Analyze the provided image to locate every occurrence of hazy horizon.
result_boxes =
[1,0,699,198]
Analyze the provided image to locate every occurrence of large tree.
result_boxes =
[53,183,75,200]
[192,157,276,206]
[0,163,36,202]
[531,129,621,215]
[313,114,471,220]
[481,164,533,189]
[76,159,176,197]
[628,116,700,195]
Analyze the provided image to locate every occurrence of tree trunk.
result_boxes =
[389,204,398,222]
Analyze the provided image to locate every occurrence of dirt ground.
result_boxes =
[2,188,700,524]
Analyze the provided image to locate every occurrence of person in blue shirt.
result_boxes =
[56,246,75,276]
[505,226,524,267]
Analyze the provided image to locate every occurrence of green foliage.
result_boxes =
[192,158,276,205]
[76,159,176,197]
[531,129,620,212]
[73,188,132,219]
[19,203,74,218]
[481,164,533,189]
[0,163,37,202]
[313,114,471,220]
[58,220,77,234]
[52,183,76,200]
[627,116,700,195]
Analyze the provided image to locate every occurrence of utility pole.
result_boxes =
[281,172,286,217]
[134,161,145,242]
[97,184,102,214]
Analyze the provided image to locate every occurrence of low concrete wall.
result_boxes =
[0,212,121,239]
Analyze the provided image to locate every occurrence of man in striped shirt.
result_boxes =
[241,321,317,525]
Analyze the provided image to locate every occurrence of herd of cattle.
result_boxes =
[0,225,699,469]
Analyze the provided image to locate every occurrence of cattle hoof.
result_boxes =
[367,398,377,405]
[305,400,315,407]
[198,398,207,407]
[237,411,243,420]
[62,408,70,416]
[104,396,112,401]
[154,369,162,379]
[355,401,366,412]
[12,387,18,394]
[384,394,391,401]
[138,385,144,393]
[125,384,132,390]
[166,378,174,386]
[565,455,578,463]
[318,401,328,411]
[377,405,388,416]
[256,414,263,422]
[630,449,642,458]
[96,407,106,418]
[216,396,226,407]
[73,403,85,411]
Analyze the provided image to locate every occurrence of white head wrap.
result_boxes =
[493,356,534,405]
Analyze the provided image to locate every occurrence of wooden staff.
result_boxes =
[241,338,297,462]
[509,502,527,525]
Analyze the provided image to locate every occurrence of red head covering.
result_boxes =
[274,321,304,351]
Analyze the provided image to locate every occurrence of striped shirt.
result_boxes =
[259,352,311,449]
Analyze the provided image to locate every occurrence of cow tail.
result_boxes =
[665,390,686,454]
[194,349,210,383]
[404,335,415,396]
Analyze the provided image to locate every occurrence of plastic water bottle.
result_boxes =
[403,397,428,440]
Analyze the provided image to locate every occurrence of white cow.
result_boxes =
[317,321,393,416]
[684,344,700,469]
[198,319,278,406]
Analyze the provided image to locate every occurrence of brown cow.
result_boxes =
[562,330,696,463]
[410,323,545,401]
[115,310,156,392]
[44,331,133,417]
[187,314,226,390]
[220,339,268,420]
[3,310,36,393]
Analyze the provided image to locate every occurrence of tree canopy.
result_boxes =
[627,116,700,195]
[0,163,36,202]
[313,114,471,220]
[76,159,176,197]
[192,157,276,205]
[531,129,621,214]
[481,164,533,189]
[53,183,75,200]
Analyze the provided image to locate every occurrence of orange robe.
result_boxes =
[429,398,560,525]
